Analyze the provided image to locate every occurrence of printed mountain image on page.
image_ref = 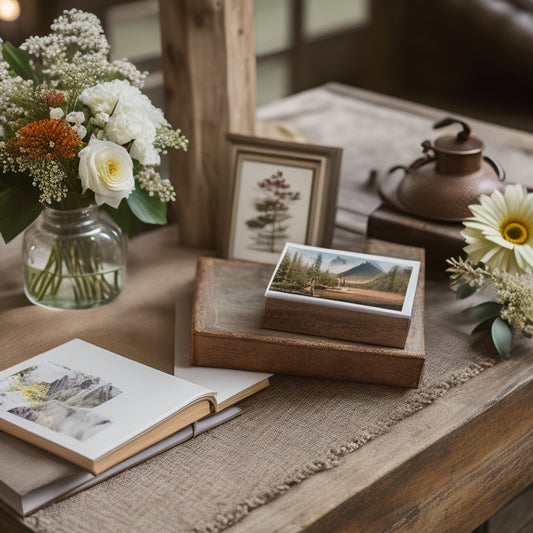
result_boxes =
[0,361,122,441]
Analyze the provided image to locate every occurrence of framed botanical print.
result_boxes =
[222,134,342,264]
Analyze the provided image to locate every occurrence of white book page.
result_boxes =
[0,339,215,461]
[174,292,271,407]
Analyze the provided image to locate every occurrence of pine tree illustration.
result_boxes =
[245,170,300,252]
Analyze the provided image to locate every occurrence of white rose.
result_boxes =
[78,137,134,209]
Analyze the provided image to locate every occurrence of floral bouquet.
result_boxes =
[0,9,187,308]
[446,183,533,357]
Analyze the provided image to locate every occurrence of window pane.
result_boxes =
[107,0,161,61]
[257,56,290,105]
[254,0,291,56]
[304,0,370,38]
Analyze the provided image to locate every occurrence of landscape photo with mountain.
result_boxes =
[270,245,414,311]
[0,361,122,441]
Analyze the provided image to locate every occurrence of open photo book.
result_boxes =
[0,339,269,476]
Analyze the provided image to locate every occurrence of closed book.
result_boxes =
[0,339,269,475]
[367,205,463,278]
[262,243,421,348]
[0,407,241,517]
[191,242,425,388]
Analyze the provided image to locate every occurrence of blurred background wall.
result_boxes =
[1,0,533,132]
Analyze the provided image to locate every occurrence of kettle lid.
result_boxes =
[432,117,485,155]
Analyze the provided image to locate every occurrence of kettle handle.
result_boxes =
[483,155,506,182]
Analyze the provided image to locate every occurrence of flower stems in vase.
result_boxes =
[23,206,126,310]
[24,238,121,309]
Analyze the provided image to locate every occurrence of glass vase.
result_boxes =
[22,205,127,310]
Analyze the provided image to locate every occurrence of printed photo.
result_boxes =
[268,244,417,312]
[0,360,122,441]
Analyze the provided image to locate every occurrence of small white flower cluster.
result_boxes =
[21,9,109,61]
[0,76,36,133]
[109,58,147,89]
[66,111,86,140]
[136,167,176,203]
[446,257,533,338]
[493,271,533,337]
[155,127,189,153]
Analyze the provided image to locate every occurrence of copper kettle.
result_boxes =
[379,117,506,221]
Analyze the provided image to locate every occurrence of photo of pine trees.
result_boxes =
[270,245,414,311]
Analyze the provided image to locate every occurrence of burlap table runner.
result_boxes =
[1,224,529,533]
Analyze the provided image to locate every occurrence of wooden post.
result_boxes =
[159,0,256,248]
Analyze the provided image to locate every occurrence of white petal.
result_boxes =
[485,233,514,249]
[467,205,501,228]
[514,244,533,270]
[489,190,509,220]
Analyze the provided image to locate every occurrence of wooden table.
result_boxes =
[253,83,533,532]
[1,84,532,532]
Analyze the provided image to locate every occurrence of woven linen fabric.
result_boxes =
[8,232,526,533]
[18,279,528,533]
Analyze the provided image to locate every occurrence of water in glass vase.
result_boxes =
[22,206,127,310]
[24,265,123,309]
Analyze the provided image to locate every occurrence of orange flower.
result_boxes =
[11,119,82,160]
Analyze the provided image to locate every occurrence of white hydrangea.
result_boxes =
[80,79,168,166]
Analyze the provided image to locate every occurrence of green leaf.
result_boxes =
[468,301,502,322]
[126,187,167,226]
[455,281,478,299]
[104,201,146,238]
[471,317,496,334]
[2,41,40,83]
[0,186,43,243]
[491,317,513,359]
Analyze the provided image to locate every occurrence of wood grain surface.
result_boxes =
[159,0,256,248]
[191,248,425,387]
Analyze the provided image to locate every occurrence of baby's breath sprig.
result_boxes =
[447,257,533,357]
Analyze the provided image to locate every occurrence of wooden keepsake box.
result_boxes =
[190,239,425,388]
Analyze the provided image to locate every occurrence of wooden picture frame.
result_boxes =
[222,134,342,263]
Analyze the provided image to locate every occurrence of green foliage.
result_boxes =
[468,301,502,322]
[126,187,168,225]
[0,183,43,242]
[2,41,41,83]
[272,250,338,295]
[455,281,479,299]
[491,317,513,359]
[359,267,410,294]
[104,198,147,238]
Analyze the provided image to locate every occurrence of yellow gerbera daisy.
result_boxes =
[462,184,533,273]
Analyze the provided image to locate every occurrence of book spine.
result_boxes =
[191,332,423,388]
